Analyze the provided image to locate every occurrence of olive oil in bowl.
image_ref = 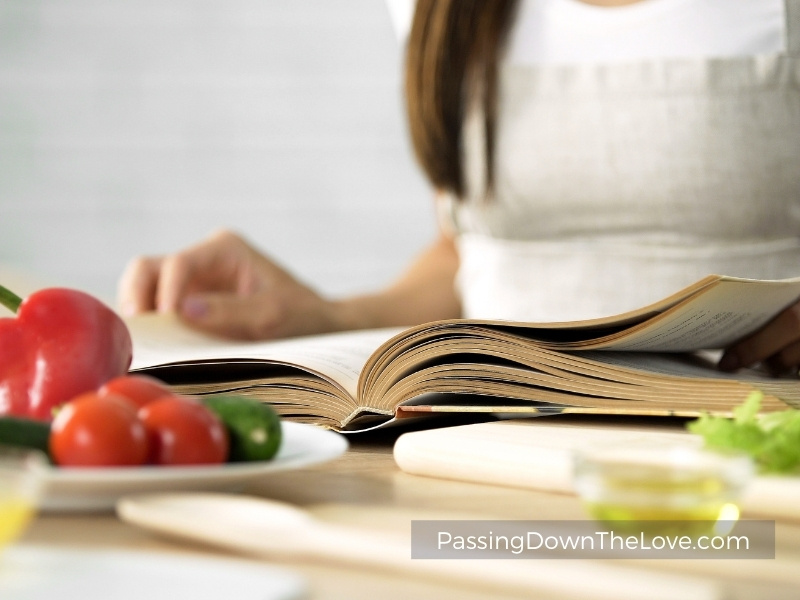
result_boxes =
[573,441,753,538]
[0,447,45,551]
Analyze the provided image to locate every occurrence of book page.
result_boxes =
[580,350,756,380]
[584,277,800,351]
[127,313,403,399]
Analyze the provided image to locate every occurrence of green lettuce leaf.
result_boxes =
[687,391,800,474]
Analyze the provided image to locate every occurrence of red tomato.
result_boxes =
[50,392,148,467]
[99,374,175,410]
[138,397,228,466]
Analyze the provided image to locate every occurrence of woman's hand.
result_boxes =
[117,230,339,340]
[719,301,800,376]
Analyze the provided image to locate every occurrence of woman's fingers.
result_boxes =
[117,229,255,317]
[719,301,800,374]
[116,229,334,340]
[177,291,284,340]
[117,255,164,316]
[763,341,800,375]
[154,230,246,313]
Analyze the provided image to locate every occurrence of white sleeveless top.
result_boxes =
[443,0,800,321]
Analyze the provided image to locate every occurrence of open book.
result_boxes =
[128,275,800,432]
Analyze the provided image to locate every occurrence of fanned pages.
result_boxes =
[128,275,800,431]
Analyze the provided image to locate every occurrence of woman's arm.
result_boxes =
[117,228,461,340]
[329,231,462,331]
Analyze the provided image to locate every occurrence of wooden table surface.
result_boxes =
[17,424,800,600]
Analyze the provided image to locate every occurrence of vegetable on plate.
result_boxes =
[49,391,149,467]
[202,395,282,462]
[139,397,229,466]
[0,285,132,420]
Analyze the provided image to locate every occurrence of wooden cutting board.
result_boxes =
[393,416,800,522]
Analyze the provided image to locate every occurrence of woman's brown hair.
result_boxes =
[405,0,519,199]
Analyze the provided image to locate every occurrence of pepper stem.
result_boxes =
[0,284,23,313]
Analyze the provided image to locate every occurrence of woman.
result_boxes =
[118,0,800,374]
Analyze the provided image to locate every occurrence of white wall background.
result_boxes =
[0,0,434,304]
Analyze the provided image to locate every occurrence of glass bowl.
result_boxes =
[0,445,47,551]
[573,440,753,537]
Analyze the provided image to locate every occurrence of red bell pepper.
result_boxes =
[0,285,133,421]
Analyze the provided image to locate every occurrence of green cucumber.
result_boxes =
[201,396,282,462]
[0,416,51,457]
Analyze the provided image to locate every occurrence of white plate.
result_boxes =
[40,421,347,512]
[0,545,306,600]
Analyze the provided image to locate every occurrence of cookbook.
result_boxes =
[128,275,800,432]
